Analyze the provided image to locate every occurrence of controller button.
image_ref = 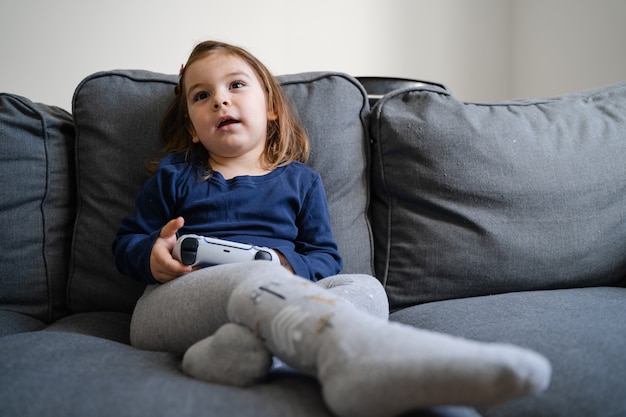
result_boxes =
[254,251,272,261]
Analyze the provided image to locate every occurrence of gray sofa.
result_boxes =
[1,69,625,417]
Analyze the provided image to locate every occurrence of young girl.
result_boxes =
[113,41,550,417]
[113,40,339,284]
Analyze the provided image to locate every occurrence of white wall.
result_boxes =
[1,0,624,111]
[511,0,626,99]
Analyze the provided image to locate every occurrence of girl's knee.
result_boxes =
[317,274,389,319]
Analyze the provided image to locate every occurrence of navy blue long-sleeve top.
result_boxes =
[112,152,343,284]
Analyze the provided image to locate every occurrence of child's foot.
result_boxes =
[319,312,551,417]
[182,323,272,387]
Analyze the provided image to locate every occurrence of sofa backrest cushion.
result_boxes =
[69,70,372,314]
[0,93,75,323]
[371,82,626,311]
[280,73,372,273]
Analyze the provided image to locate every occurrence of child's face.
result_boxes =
[183,52,276,169]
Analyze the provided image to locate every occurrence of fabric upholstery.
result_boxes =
[0,93,75,323]
[279,73,373,276]
[0,310,45,337]
[0,324,479,417]
[69,70,373,314]
[0,330,330,417]
[370,82,626,311]
[70,71,175,313]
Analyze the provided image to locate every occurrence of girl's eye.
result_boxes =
[194,91,210,101]
[231,81,245,89]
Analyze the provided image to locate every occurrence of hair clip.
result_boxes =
[179,64,185,78]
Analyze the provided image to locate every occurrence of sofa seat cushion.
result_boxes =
[370,82,626,310]
[0,310,45,337]
[70,70,372,314]
[0,93,75,323]
[0,330,329,417]
[390,287,626,417]
[44,311,132,344]
[0,329,479,417]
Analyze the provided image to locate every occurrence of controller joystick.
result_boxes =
[254,250,274,261]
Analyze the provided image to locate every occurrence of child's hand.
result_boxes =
[150,216,195,283]
[276,251,295,274]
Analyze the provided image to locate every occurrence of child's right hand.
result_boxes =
[150,216,195,283]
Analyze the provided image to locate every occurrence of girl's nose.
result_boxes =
[213,93,229,109]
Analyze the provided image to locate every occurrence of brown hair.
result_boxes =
[152,40,309,177]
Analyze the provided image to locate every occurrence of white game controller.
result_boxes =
[172,234,280,267]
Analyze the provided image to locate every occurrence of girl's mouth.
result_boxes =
[217,116,240,129]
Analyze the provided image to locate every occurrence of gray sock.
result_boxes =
[182,322,272,387]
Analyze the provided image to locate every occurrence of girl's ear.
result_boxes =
[186,118,200,143]
[267,106,278,121]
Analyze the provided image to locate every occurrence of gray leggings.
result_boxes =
[130,263,389,355]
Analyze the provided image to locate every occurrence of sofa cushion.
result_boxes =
[0,93,75,323]
[279,73,372,275]
[390,287,626,417]
[0,330,332,417]
[70,70,372,314]
[0,326,480,417]
[70,71,172,313]
[370,82,626,311]
[0,311,45,337]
